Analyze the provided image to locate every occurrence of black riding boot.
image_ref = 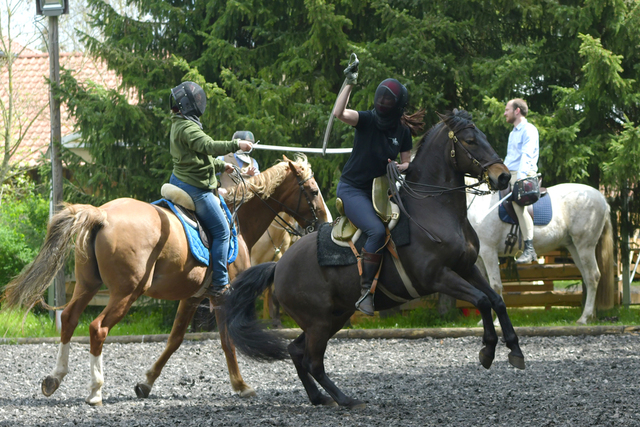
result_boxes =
[516,240,537,264]
[355,250,383,316]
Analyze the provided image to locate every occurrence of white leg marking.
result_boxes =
[86,354,104,405]
[49,342,70,382]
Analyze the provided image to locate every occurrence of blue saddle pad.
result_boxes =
[151,197,238,266]
[498,194,553,226]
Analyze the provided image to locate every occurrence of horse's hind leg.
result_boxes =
[287,333,337,407]
[86,292,143,406]
[42,278,101,398]
[566,243,600,324]
[465,265,525,369]
[214,304,256,397]
[135,297,202,398]
[298,330,365,409]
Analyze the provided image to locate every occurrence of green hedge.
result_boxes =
[0,186,49,290]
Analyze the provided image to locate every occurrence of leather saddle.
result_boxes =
[499,180,548,225]
[161,183,210,249]
[331,177,400,247]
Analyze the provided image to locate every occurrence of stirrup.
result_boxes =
[355,292,374,316]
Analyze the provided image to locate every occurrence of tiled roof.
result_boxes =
[1,40,124,167]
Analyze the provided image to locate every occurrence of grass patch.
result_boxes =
[1,302,177,339]
[278,305,640,329]
[4,299,640,340]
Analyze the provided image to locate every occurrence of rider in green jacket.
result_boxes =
[168,81,253,296]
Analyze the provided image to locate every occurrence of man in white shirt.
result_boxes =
[504,98,539,263]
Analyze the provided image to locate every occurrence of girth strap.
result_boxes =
[348,228,421,303]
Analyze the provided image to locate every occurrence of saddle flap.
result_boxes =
[331,216,359,242]
[161,183,196,211]
[372,177,395,223]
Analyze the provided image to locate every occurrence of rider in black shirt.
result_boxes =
[334,74,424,315]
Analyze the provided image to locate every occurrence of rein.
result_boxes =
[385,124,500,243]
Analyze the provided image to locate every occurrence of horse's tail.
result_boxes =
[2,204,107,310]
[224,262,289,361]
[595,208,615,310]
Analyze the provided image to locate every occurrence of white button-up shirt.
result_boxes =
[504,118,539,179]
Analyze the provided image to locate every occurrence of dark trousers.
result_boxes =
[336,181,386,254]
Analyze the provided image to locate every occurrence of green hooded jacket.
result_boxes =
[170,115,240,190]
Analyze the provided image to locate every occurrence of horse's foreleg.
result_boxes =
[465,266,525,370]
[135,298,201,399]
[214,305,256,397]
[566,243,600,325]
[434,268,503,369]
[42,282,101,398]
[477,249,504,326]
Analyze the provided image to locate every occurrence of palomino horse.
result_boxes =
[2,156,328,406]
[223,110,525,408]
[466,181,614,324]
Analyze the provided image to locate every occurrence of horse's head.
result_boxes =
[436,110,510,190]
[282,155,329,233]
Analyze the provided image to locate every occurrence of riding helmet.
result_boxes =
[170,81,207,117]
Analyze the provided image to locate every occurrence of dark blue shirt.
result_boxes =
[340,110,413,190]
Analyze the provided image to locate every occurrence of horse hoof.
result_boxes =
[87,400,103,407]
[348,399,366,410]
[238,387,257,398]
[135,383,151,398]
[479,347,495,369]
[311,394,338,407]
[508,352,525,370]
[42,376,60,397]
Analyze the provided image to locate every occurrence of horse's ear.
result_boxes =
[288,161,301,177]
[283,154,292,162]
[436,111,447,122]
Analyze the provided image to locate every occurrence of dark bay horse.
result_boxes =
[2,156,328,406]
[224,110,524,408]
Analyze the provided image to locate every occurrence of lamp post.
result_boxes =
[37,0,68,330]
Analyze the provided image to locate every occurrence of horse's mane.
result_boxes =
[224,153,312,204]
[415,109,474,157]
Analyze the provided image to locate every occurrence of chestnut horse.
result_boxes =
[223,110,525,408]
[3,156,328,406]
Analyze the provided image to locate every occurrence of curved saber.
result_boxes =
[322,53,359,156]
[477,191,512,222]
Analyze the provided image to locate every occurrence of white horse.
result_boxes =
[466,181,615,324]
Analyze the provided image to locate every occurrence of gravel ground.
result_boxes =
[1,333,639,426]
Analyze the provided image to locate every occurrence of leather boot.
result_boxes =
[355,250,383,316]
[516,240,537,264]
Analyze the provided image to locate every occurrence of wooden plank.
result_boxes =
[456,291,582,308]
[503,282,554,292]
[65,287,145,307]
[501,263,582,282]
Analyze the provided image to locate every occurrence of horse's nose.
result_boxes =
[498,172,510,190]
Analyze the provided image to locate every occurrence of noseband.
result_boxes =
[253,173,320,236]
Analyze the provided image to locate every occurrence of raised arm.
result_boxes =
[333,85,359,126]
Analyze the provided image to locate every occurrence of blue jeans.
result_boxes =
[336,181,386,253]
[170,174,230,288]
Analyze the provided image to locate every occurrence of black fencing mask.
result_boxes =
[372,78,408,130]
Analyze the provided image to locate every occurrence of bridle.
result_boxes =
[230,167,320,237]
[448,126,503,184]
[264,173,320,235]
[386,122,504,243]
